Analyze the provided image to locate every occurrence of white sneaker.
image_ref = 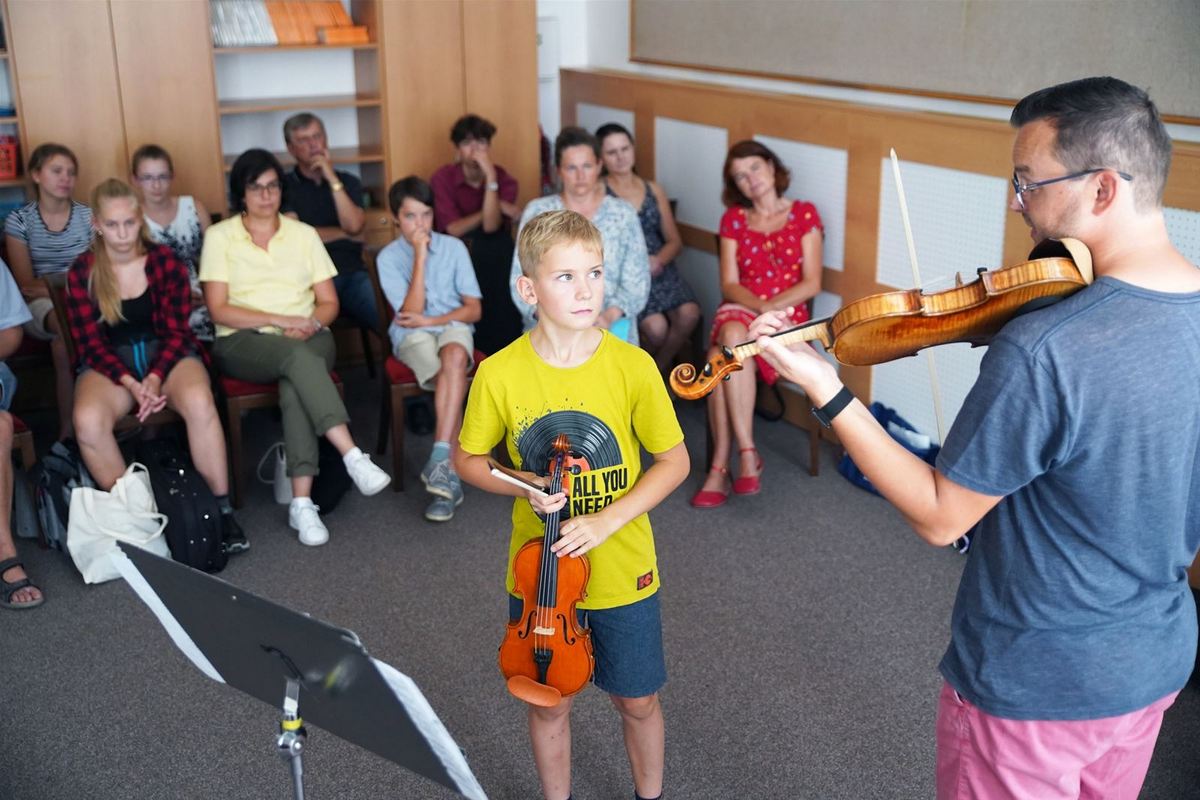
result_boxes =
[344,448,392,496]
[288,500,329,546]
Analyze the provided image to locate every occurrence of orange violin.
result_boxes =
[496,434,595,707]
[670,238,1093,400]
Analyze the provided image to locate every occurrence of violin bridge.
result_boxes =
[533,625,556,636]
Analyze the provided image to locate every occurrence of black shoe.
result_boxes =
[221,512,250,555]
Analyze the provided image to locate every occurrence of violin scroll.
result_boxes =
[669,346,743,401]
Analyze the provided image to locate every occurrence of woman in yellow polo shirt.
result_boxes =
[200,149,391,546]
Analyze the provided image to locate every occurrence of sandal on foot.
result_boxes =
[0,556,44,610]
[691,466,731,508]
[732,447,764,495]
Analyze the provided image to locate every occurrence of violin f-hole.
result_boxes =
[517,611,536,639]
[556,612,577,645]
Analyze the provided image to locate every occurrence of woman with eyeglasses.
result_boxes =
[200,149,391,547]
[131,144,214,341]
[691,140,824,508]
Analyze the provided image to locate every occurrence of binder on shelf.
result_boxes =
[318,26,369,45]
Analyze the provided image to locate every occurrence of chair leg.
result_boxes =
[15,431,34,470]
[376,377,390,455]
[390,385,406,492]
[361,327,376,379]
[227,399,245,508]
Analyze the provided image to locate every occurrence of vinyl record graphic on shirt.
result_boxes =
[518,410,622,474]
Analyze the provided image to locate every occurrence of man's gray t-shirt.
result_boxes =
[937,276,1200,720]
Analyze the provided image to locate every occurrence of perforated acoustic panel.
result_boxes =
[1165,207,1200,266]
[754,136,848,270]
[872,159,1007,443]
[654,117,729,231]
[876,158,1008,289]
[576,103,635,141]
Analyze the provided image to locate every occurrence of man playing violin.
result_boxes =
[752,76,1200,799]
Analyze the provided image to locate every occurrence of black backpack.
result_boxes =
[135,438,228,573]
[34,438,94,552]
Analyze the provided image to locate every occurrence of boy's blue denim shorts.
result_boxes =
[508,590,667,698]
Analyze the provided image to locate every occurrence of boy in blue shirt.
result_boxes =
[377,177,481,522]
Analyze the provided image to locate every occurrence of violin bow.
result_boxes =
[889,149,947,445]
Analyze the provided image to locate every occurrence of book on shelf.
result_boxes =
[211,0,278,47]
[219,1,368,48]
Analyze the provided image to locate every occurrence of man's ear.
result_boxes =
[516,274,537,306]
[1091,170,1122,215]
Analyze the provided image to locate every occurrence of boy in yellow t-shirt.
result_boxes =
[456,210,688,800]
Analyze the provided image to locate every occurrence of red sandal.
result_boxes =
[732,448,764,495]
[690,466,730,508]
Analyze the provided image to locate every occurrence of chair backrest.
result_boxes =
[43,278,79,367]
[361,249,395,345]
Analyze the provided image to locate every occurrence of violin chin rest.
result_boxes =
[507,676,564,708]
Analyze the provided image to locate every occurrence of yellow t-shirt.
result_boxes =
[459,331,685,610]
[198,214,337,337]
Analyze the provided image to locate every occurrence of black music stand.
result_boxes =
[114,543,487,800]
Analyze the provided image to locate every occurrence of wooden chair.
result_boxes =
[362,253,485,491]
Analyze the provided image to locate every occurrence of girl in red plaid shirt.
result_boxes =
[65,179,247,553]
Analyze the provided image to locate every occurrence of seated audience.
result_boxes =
[691,140,824,508]
[4,143,94,439]
[131,144,214,341]
[201,149,390,547]
[281,112,378,331]
[377,177,481,523]
[431,113,523,355]
[510,127,649,343]
[597,122,700,371]
[0,259,40,609]
[65,179,247,553]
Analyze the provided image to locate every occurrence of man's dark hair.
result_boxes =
[282,112,325,145]
[450,114,497,145]
[554,126,600,167]
[229,149,286,213]
[1011,77,1172,210]
[388,175,435,216]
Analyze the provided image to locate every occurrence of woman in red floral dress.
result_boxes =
[691,140,824,507]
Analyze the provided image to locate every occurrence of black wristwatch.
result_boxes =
[810,385,854,429]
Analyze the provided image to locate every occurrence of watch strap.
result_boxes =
[810,385,854,429]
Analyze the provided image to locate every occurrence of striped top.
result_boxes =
[4,201,94,278]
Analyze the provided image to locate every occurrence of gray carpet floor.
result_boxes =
[2,369,1198,800]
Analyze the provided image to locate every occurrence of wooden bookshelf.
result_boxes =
[222,144,385,171]
[0,176,26,188]
[217,92,382,116]
[0,116,18,124]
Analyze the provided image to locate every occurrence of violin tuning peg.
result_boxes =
[723,374,731,381]
[702,363,713,377]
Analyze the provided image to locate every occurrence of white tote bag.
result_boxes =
[257,442,292,504]
[67,462,169,584]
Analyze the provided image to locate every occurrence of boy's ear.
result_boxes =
[515,273,538,306]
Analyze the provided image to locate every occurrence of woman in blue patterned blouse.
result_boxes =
[509,127,649,343]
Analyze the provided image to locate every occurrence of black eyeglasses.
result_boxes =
[1012,168,1133,210]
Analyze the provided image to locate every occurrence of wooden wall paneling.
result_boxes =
[7,0,127,200]
[109,0,225,216]
[461,0,539,207]
[379,0,465,184]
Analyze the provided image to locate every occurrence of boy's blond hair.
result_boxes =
[516,210,603,277]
